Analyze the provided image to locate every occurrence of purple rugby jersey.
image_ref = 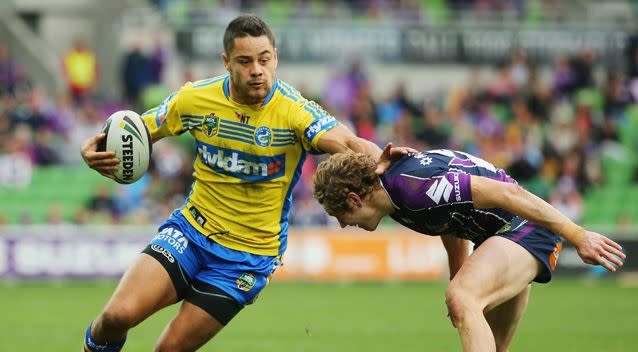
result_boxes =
[380,149,517,244]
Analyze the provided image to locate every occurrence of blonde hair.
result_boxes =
[313,151,378,216]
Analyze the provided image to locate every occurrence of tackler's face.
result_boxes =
[223,35,278,105]
[334,193,383,232]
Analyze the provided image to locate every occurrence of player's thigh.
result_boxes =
[449,236,542,310]
[155,301,225,352]
[103,253,179,323]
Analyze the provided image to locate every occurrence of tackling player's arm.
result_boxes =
[316,125,417,173]
[470,175,625,271]
[440,236,470,280]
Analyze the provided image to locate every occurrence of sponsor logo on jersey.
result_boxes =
[156,92,175,126]
[236,273,257,291]
[425,177,453,204]
[452,173,462,201]
[196,142,285,181]
[413,153,433,165]
[202,113,220,137]
[549,242,563,270]
[235,111,251,124]
[153,227,189,254]
[304,115,337,141]
[254,126,272,147]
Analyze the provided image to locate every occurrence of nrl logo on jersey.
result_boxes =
[237,273,256,291]
[202,113,219,137]
[235,111,251,124]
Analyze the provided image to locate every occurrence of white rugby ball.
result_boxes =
[97,110,152,184]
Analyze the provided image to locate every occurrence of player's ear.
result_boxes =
[273,47,278,69]
[347,192,363,208]
[221,52,230,71]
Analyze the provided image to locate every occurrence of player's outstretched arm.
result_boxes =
[80,133,118,180]
[316,125,416,171]
[470,175,625,272]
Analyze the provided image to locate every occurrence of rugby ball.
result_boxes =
[97,110,152,184]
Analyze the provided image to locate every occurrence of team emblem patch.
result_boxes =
[236,273,257,291]
[254,126,272,147]
[202,113,219,137]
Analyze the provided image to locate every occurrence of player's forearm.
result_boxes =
[345,137,382,160]
[473,177,584,245]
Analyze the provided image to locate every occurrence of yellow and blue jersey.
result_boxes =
[141,75,339,256]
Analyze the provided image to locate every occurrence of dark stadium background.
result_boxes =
[0,0,637,351]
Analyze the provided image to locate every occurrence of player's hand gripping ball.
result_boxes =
[97,110,152,184]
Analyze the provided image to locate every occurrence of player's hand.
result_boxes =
[80,133,119,180]
[375,143,418,175]
[575,231,625,272]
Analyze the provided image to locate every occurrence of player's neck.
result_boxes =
[372,187,395,216]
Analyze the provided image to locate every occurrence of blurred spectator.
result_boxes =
[121,41,153,109]
[549,179,584,223]
[0,42,23,96]
[63,39,99,104]
[0,132,33,188]
[86,184,118,221]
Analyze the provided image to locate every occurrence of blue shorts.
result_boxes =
[148,211,281,305]
[495,217,563,283]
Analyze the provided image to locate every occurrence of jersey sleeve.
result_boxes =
[389,172,473,210]
[141,83,192,140]
[291,99,340,154]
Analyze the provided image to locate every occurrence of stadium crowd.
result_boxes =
[1,33,638,226]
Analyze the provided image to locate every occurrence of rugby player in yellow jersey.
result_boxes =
[80,14,413,352]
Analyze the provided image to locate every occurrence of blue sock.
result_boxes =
[83,322,127,352]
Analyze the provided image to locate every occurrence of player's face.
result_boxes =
[335,195,382,231]
[223,35,278,105]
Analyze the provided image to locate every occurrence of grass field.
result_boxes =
[0,279,636,351]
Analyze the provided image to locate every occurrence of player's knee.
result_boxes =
[98,304,142,332]
[445,284,478,328]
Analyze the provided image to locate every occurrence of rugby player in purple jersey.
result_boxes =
[313,149,625,352]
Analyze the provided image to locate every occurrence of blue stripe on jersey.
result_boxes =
[271,142,294,147]
[261,79,278,107]
[181,114,204,122]
[193,75,227,88]
[278,80,302,98]
[278,150,307,255]
[276,84,300,102]
[142,107,158,116]
[273,137,295,142]
[272,128,295,133]
[219,128,254,140]
[223,76,230,100]
[222,120,256,131]
[218,133,255,145]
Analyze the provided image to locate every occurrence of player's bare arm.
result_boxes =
[470,175,625,271]
[316,124,417,172]
[440,236,470,279]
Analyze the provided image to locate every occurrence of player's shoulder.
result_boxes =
[178,75,228,97]
[386,152,449,179]
[275,79,319,109]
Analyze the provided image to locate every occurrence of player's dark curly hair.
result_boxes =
[223,14,276,54]
[313,151,379,216]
